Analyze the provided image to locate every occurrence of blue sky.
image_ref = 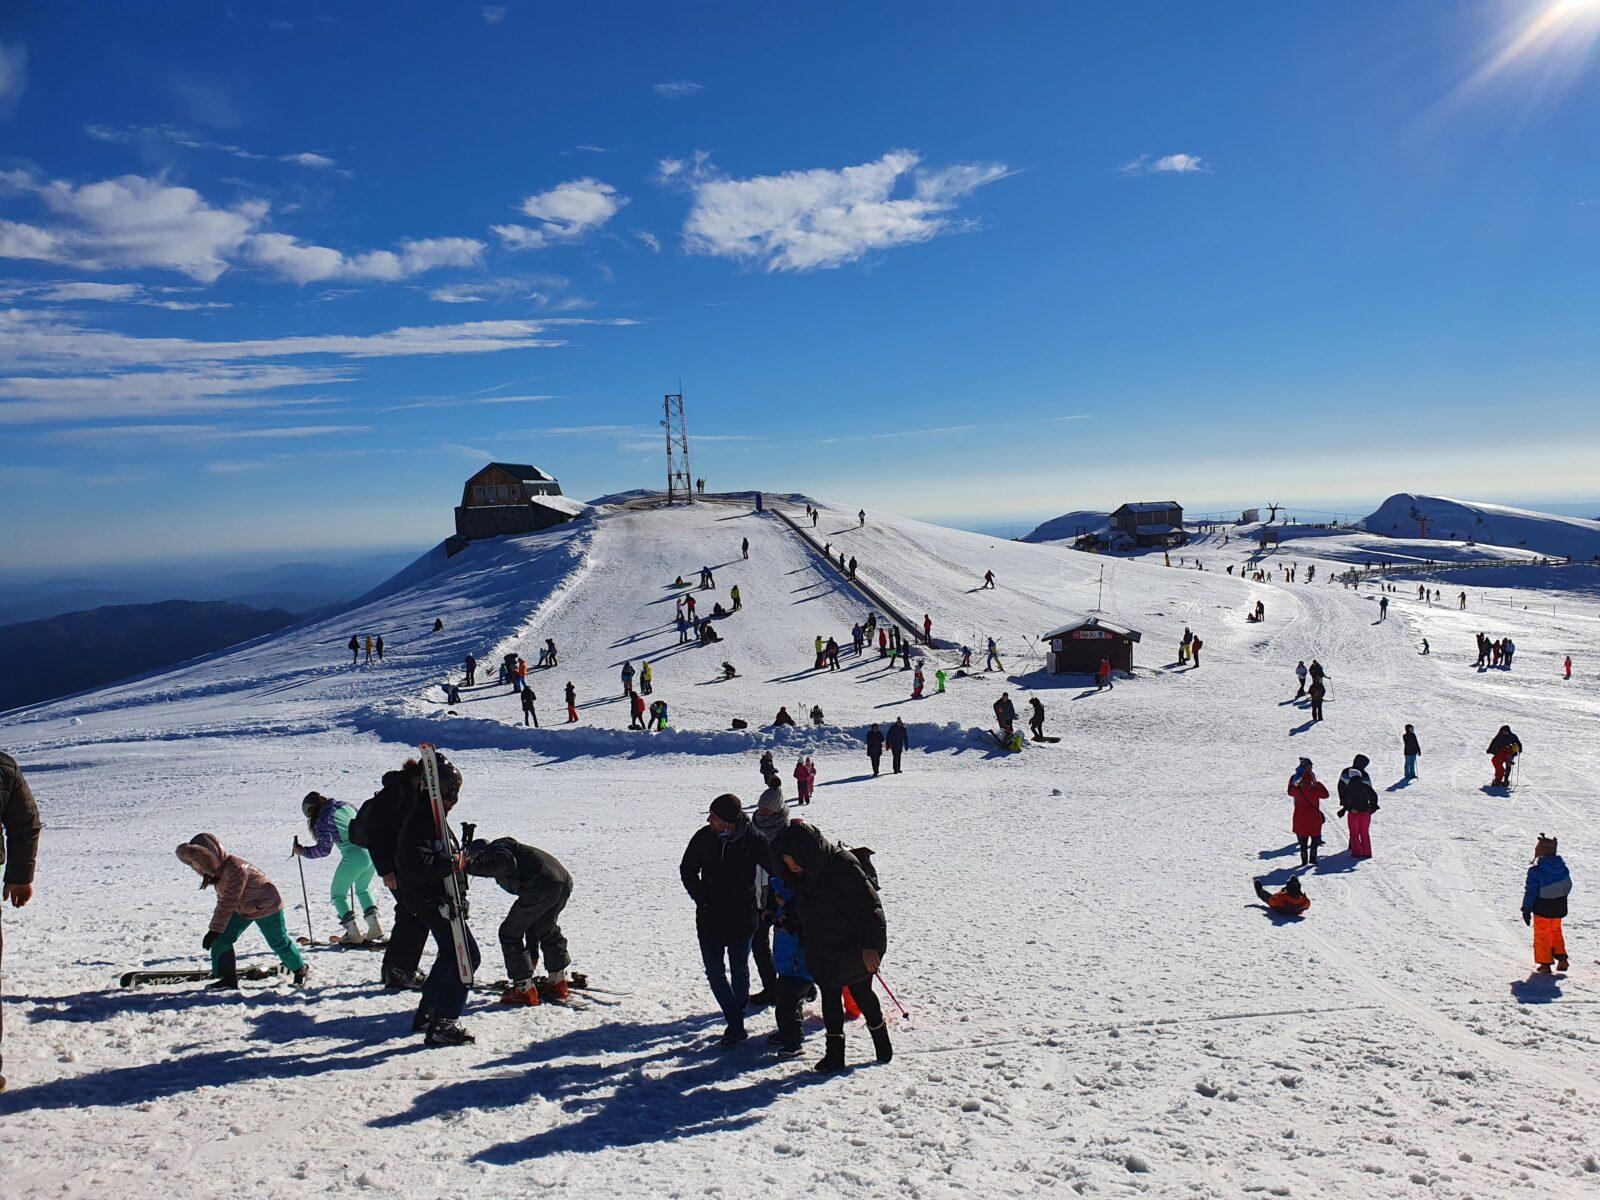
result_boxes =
[2,1,1599,566]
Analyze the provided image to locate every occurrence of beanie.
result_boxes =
[709,793,743,822]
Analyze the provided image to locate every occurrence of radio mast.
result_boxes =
[663,391,692,503]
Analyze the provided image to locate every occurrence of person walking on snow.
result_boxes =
[1179,628,1192,665]
[1564,655,1572,680]
[520,685,538,727]
[878,628,889,658]
[375,635,384,662]
[565,681,578,723]
[886,718,908,773]
[858,509,865,527]
[176,833,309,989]
[1488,725,1521,788]
[994,693,1018,737]
[1189,635,1203,668]
[730,585,741,612]
[1502,637,1516,669]
[465,836,573,1005]
[294,792,381,945]
[1287,759,1328,866]
[677,612,690,644]
[621,661,636,697]
[742,537,749,560]
[1522,834,1571,974]
[1027,696,1046,740]
[866,723,885,776]
[1336,755,1378,859]
[629,691,647,731]
[515,657,527,693]
[1295,661,1308,697]
[1308,676,1326,722]
[1378,595,1389,621]
[1402,725,1420,780]
[348,635,360,666]
[986,637,1003,672]
[922,614,932,644]
[364,635,373,665]
[464,654,477,686]
[1096,658,1113,690]
[793,756,815,805]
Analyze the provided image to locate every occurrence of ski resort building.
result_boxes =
[449,463,586,554]
[1110,501,1186,548]
[1041,615,1142,674]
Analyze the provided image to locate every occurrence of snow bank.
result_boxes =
[1361,493,1600,560]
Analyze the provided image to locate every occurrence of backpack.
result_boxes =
[850,846,881,891]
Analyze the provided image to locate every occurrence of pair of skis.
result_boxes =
[420,742,475,987]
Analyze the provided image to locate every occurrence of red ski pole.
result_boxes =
[875,971,909,1019]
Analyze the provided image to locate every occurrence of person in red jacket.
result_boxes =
[922,614,932,643]
[1254,876,1310,917]
[1287,758,1328,866]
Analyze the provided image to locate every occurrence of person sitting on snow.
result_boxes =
[1253,875,1310,917]
[722,661,737,679]
[772,707,796,728]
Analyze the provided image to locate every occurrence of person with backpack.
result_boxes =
[1287,758,1328,866]
[885,718,908,773]
[464,836,573,1006]
[866,723,884,777]
[1488,725,1521,787]
[1189,634,1204,667]
[621,661,636,698]
[1521,833,1571,974]
[769,821,890,1072]
[348,758,436,992]
[1402,725,1420,780]
[1336,755,1379,859]
[293,792,381,945]
[175,833,309,989]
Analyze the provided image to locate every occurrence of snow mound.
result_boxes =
[1361,494,1600,560]
[1020,510,1110,543]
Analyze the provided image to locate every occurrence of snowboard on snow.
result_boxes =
[120,965,284,989]
[420,742,475,987]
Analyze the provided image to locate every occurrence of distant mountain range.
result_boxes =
[1018,510,1111,543]
[1359,494,1600,560]
[0,601,302,713]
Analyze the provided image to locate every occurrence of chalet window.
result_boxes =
[472,485,485,503]
[496,484,509,502]
[510,485,522,501]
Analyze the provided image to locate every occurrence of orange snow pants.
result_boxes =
[1533,915,1567,965]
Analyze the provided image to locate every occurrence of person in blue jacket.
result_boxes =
[1522,834,1571,974]
[752,789,813,1056]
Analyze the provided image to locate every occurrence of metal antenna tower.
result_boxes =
[662,392,692,503]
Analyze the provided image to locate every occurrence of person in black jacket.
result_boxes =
[465,837,572,1005]
[1402,725,1420,780]
[2,752,43,1094]
[865,723,884,776]
[1336,754,1378,859]
[394,756,481,1045]
[349,760,435,991]
[770,821,891,1073]
[679,794,774,1046]
[885,719,908,773]
[1028,697,1046,741]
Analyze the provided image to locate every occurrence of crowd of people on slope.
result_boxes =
[1474,632,1518,670]
[347,633,386,666]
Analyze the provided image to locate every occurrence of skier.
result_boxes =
[346,759,436,991]
[521,686,538,727]
[1028,696,1046,741]
[375,635,384,662]
[348,635,360,666]
[1294,661,1308,697]
[1287,758,1328,866]
[629,691,647,731]
[680,794,774,1046]
[621,661,636,697]
[464,836,573,1005]
[960,645,972,668]
[294,792,381,945]
[742,537,749,560]
[772,707,796,728]
[1521,834,1571,974]
[1308,676,1326,722]
[769,821,891,1072]
[1487,725,1521,788]
[175,833,309,989]
[1253,876,1310,917]
[464,654,477,686]
[722,661,737,680]
[866,723,884,776]
[1402,725,1420,780]
[1,752,42,1093]
[986,637,1002,672]
[982,569,996,589]
[935,667,947,694]
[395,754,480,1044]
[886,717,908,773]
[1095,658,1112,691]
[565,681,578,723]
[1336,755,1378,859]
[1308,659,1325,687]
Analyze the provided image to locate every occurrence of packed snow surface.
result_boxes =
[2,494,1598,1197]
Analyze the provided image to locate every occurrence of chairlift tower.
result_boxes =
[662,392,692,503]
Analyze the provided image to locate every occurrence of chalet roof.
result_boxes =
[481,462,555,483]
[530,494,587,517]
[1040,615,1143,642]
[1115,501,1181,513]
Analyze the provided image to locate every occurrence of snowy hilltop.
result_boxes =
[1018,509,1110,543]
[1361,493,1600,560]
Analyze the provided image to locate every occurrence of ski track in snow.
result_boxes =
[2,497,1599,1197]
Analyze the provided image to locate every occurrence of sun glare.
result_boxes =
[1465,0,1600,93]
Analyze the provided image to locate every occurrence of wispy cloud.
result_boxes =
[481,5,508,23]
[653,81,703,98]
[819,424,976,445]
[7,279,234,309]
[86,124,346,173]
[426,274,589,308]
[40,423,370,444]
[379,394,554,413]
[247,232,485,283]
[1118,153,1210,176]
[0,40,25,118]
[1051,413,1093,422]
[493,178,627,251]
[634,230,661,253]
[674,150,1011,272]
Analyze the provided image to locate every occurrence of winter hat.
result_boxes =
[175,832,225,882]
[1535,833,1558,859]
[756,786,786,814]
[1352,754,1370,770]
[709,793,744,823]
[1285,877,1304,896]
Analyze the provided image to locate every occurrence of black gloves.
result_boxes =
[1522,910,1532,927]
[202,930,218,949]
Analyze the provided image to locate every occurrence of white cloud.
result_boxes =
[653,81,703,98]
[246,233,484,283]
[1119,153,1210,175]
[482,5,508,21]
[677,150,1010,272]
[0,40,25,118]
[493,178,626,251]
[3,279,234,309]
[0,363,347,424]
[35,281,144,303]
[86,124,347,173]
[634,230,661,253]
[41,422,370,444]
[278,151,339,170]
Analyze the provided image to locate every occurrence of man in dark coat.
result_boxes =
[349,760,435,992]
[2,752,42,1093]
[393,755,481,1045]
[885,718,908,774]
[679,794,774,1046]
[465,837,573,1004]
[865,723,885,776]
[771,821,891,1073]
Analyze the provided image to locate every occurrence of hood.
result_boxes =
[176,832,226,879]
[772,820,835,879]
[464,836,518,879]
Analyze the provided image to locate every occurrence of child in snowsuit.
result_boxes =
[294,793,381,944]
[1522,834,1571,974]
[465,837,574,1004]
[1253,876,1310,917]
[1488,725,1521,788]
[1287,759,1328,866]
[176,833,307,987]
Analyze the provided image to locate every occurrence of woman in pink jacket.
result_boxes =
[176,833,308,989]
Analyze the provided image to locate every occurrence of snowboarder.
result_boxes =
[348,635,360,665]
[294,792,381,945]
[1294,661,1308,697]
[1287,759,1327,866]
[464,836,573,1006]
[520,686,538,726]
[772,707,796,728]
[982,569,995,589]
[1253,876,1310,917]
[175,833,309,989]
[993,693,1017,737]
[680,794,774,1046]
[1488,725,1521,788]
[886,718,908,773]
[769,821,891,1072]
[565,681,578,723]
[1402,725,1420,780]
[866,723,885,776]
[394,755,481,1045]
[1336,755,1378,859]
[1,752,42,1093]
[1028,696,1046,741]
[1308,676,1326,722]
[1521,834,1571,974]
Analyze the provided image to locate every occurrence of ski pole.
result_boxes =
[292,837,315,946]
[875,970,910,1019]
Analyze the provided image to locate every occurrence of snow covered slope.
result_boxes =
[1362,493,1600,560]
[2,493,1599,1198]
[1018,508,1110,543]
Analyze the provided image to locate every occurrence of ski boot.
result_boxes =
[292,964,312,988]
[813,1034,847,1074]
[362,906,384,943]
[868,1019,893,1064]
[538,970,569,1002]
[424,1017,475,1046]
[383,966,426,992]
[500,978,540,1006]
[339,912,365,945]
[206,949,239,991]
[719,1022,748,1047]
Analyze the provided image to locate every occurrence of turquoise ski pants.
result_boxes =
[330,845,377,920]
[211,910,306,973]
